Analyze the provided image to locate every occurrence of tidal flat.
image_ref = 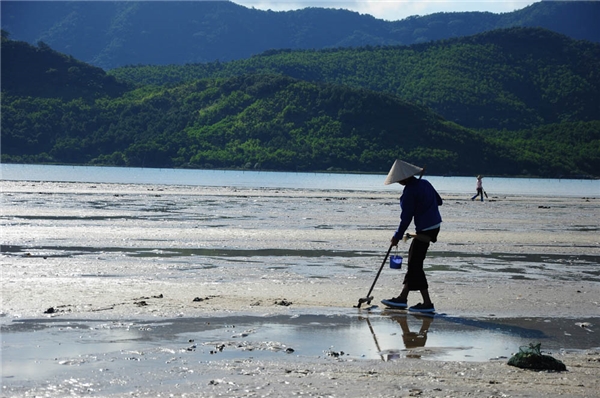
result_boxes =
[1,180,599,397]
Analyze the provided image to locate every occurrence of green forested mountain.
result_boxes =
[1,33,130,100]
[110,28,600,131]
[2,37,598,178]
[1,1,598,70]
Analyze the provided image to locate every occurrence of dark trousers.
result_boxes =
[471,188,484,201]
[402,228,439,291]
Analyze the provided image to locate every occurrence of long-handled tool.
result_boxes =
[355,234,416,309]
[354,243,394,308]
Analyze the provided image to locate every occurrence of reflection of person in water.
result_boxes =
[368,313,434,361]
[394,314,433,350]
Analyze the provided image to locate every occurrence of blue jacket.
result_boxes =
[394,177,442,239]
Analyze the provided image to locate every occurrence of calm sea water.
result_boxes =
[2,163,599,197]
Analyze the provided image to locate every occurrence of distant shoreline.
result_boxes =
[3,162,599,180]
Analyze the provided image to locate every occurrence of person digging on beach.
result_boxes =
[471,175,484,202]
[381,160,442,313]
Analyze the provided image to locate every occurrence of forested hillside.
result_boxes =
[110,28,600,131]
[0,32,130,100]
[1,1,598,69]
[2,37,598,178]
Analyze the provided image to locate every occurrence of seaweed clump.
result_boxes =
[508,343,567,371]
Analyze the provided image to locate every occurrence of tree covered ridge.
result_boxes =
[1,33,130,101]
[0,65,496,174]
[1,1,598,69]
[110,27,600,131]
[1,36,598,178]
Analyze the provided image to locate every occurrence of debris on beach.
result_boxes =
[193,295,217,302]
[274,299,292,306]
[575,321,593,331]
[186,343,197,351]
[209,344,226,354]
[232,330,253,338]
[325,348,345,358]
[134,294,163,300]
[208,379,234,386]
[43,305,72,314]
[507,343,567,371]
[132,294,164,307]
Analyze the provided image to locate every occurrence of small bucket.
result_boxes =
[390,255,402,269]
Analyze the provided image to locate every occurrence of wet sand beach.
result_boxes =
[2,180,600,397]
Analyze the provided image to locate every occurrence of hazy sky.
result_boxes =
[233,0,539,21]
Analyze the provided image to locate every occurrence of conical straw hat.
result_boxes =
[384,159,423,185]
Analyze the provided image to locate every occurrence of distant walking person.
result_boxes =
[471,175,484,202]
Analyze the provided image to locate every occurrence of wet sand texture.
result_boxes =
[1,181,599,397]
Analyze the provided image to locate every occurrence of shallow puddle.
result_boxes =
[2,311,597,386]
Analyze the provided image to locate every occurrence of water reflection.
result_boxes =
[397,314,433,351]
[365,313,434,360]
[359,308,596,362]
[2,313,596,386]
